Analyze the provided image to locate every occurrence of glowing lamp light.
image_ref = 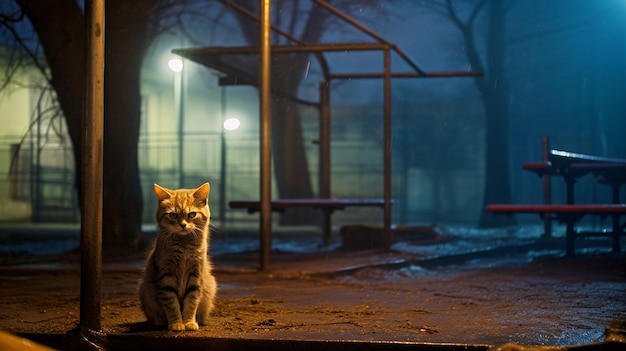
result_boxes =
[223,117,241,131]
[167,58,183,72]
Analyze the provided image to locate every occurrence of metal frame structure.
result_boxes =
[173,0,481,270]
[77,1,480,344]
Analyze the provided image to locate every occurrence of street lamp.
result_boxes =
[219,87,242,224]
[223,117,241,131]
[167,58,183,73]
[168,57,184,188]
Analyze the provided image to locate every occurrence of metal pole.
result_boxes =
[319,82,332,245]
[319,82,331,199]
[541,136,552,238]
[219,87,227,224]
[81,0,104,332]
[259,0,272,271]
[383,47,392,252]
[313,0,426,76]
[176,65,185,188]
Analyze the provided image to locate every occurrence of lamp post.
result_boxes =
[219,87,227,224]
[168,57,184,188]
[218,85,240,224]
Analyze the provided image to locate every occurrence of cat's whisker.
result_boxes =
[190,229,200,242]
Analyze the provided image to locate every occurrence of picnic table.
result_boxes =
[522,149,626,204]
[488,147,626,256]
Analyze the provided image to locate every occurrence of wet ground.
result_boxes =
[0,224,625,350]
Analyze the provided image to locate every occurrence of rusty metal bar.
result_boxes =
[219,0,331,79]
[81,0,104,331]
[330,71,483,79]
[174,43,482,79]
[222,0,296,43]
[319,82,332,245]
[314,0,426,76]
[259,0,272,271]
[174,43,482,83]
[383,48,392,252]
[175,42,390,56]
[319,82,331,200]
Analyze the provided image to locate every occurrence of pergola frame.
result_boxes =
[74,0,481,346]
[173,0,481,270]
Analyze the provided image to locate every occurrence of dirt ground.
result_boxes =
[1,231,625,350]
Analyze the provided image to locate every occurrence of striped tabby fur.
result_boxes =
[139,183,217,331]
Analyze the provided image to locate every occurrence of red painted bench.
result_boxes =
[486,204,626,257]
[229,198,387,245]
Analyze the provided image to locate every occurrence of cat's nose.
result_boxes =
[180,223,187,229]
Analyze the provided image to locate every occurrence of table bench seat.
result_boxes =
[229,198,388,245]
[486,204,626,214]
[486,204,626,256]
[229,198,386,213]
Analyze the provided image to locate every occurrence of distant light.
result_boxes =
[168,58,183,72]
[223,117,240,131]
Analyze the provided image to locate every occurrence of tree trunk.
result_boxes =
[19,0,156,250]
[101,0,156,249]
[444,0,514,227]
[271,57,316,224]
[476,0,514,227]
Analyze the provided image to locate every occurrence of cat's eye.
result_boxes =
[188,212,196,219]
[168,213,178,219]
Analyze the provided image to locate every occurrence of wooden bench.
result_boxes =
[486,204,626,257]
[229,198,387,245]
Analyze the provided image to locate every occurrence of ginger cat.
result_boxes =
[139,183,217,331]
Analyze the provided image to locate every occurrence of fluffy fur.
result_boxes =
[139,183,217,331]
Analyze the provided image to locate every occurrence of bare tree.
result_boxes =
[0,0,391,247]
[2,0,161,250]
[425,0,515,226]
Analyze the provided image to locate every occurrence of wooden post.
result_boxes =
[81,0,104,332]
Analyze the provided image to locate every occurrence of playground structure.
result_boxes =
[76,0,480,348]
[173,0,481,270]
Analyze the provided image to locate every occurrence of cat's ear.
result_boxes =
[153,183,172,202]
[193,182,210,206]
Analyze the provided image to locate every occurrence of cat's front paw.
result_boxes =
[184,321,199,331]
[168,322,186,331]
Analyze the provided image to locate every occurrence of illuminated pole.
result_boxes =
[168,58,184,188]
[81,0,104,332]
[383,47,392,252]
[219,87,227,224]
[259,0,272,271]
[219,92,241,225]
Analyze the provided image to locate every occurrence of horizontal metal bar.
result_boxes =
[173,42,391,57]
[329,71,483,79]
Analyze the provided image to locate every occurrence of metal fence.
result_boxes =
[1,130,488,227]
